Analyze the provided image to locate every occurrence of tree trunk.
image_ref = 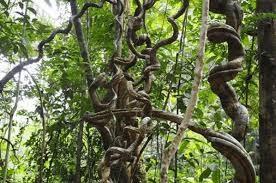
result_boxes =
[258,0,276,182]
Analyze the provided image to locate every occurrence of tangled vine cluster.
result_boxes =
[0,0,255,182]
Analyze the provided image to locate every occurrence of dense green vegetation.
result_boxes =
[0,0,265,182]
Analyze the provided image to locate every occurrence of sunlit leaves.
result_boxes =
[0,0,260,182]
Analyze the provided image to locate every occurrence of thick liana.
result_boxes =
[208,0,248,141]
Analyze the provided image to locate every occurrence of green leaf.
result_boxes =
[148,178,156,183]
[17,42,28,58]
[212,169,221,183]
[199,168,211,182]
[179,140,189,154]
[27,7,36,15]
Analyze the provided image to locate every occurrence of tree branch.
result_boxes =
[0,0,108,93]
[160,0,209,182]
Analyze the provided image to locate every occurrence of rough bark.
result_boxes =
[258,0,276,182]
[208,0,248,141]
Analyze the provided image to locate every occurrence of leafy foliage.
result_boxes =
[0,0,259,182]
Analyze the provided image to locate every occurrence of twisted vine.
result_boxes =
[0,0,256,182]
[77,0,254,181]
[208,0,248,141]
[189,125,255,182]
[86,0,189,182]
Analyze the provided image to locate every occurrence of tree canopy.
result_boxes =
[0,0,267,182]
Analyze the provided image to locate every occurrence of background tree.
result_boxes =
[257,0,276,182]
